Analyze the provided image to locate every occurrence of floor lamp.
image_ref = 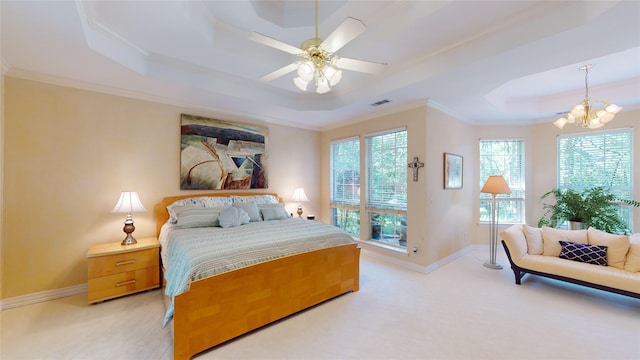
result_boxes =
[481,175,511,269]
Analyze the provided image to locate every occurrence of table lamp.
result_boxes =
[111,191,147,245]
[291,188,309,218]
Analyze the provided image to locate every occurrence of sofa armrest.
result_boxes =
[500,224,527,263]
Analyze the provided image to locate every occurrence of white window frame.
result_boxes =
[557,128,634,231]
[365,128,407,247]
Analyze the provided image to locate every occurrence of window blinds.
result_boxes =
[330,137,360,206]
[366,129,407,211]
[557,128,633,198]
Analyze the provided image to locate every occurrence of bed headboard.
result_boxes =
[154,192,282,237]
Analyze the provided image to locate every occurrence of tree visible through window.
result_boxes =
[366,129,407,247]
[557,128,634,231]
[330,137,360,235]
[479,139,525,223]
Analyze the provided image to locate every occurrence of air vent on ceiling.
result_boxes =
[370,99,390,107]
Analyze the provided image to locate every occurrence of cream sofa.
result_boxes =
[500,224,640,299]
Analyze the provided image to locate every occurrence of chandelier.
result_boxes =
[293,0,342,94]
[553,64,622,129]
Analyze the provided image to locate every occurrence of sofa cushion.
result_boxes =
[625,234,640,273]
[523,224,543,255]
[559,240,608,266]
[541,227,588,257]
[518,254,640,294]
[587,227,630,270]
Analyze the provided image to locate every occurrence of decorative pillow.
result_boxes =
[233,201,262,222]
[541,227,588,257]
[624,234,640,273]
[587,227,630,270]
[167,196,232,223]
[232,195,279,205]
[523,224,543,255]
[218,206,251,228]
[559,240,608,266]
[175,207,223,229]
[258,203,289,221]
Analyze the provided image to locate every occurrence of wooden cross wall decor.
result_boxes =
[408,157,424,181]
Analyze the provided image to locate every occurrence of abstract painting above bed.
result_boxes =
[180,114,268,190]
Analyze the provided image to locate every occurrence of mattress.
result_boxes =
[160,218,356,326]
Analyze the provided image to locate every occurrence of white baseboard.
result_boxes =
[1,284,87,311]
[362,245,480,274]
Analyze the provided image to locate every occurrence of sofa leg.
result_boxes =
[512,267,523,285]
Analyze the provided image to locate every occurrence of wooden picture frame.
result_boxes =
[443,153,463,189]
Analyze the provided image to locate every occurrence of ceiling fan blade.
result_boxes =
[259,63,298,82]
[321,17,366,54]
[249,32,302,55]
[334,57,386,74]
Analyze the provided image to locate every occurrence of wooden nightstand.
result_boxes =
[87,237,160,304]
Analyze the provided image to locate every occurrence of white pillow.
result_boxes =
[167,196,232,223]
[232,195,279,205]
[523,224,543,255]
[541,227,588,257]
[587,227,630,270]
[233,201,262,222]
[624,234,640,272]
[175,207,223,229]
[258,203,289,221]
[218,206,251,228]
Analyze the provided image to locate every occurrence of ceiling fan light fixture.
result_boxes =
[316,76,331,94]
[553,64,622,130]
[297,61,315,82]
[294,77,309,91]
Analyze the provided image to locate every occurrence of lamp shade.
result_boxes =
[291,188,309,203]
[111,191,147,214]
[481,175,512,195]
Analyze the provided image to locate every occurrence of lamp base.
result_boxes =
[121,217,137,245]
[297,206,303,219]
[121,234,138,246]
[483,262,503,270]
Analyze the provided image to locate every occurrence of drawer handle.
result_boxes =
[116,279,136,287]
[115,259,136,266]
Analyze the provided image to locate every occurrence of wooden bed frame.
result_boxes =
[154,192,361,360]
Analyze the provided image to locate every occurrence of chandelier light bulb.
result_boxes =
[605,103,622,113]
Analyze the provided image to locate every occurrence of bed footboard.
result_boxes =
[173,243,360,359]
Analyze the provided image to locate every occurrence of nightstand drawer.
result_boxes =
[88,248,158,278]
[87,267,160,303]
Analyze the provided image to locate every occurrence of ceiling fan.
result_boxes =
[249,0,386,94]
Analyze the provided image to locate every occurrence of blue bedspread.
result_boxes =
[161,218,355,326]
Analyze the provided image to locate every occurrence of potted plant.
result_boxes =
[538,187,636,234]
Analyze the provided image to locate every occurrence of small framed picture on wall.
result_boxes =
[443,153,463,189]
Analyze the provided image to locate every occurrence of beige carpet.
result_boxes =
[2,247,639,359]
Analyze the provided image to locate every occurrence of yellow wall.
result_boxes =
[2,77,320,299]
[320,101,475,267]
[2,75,638,299]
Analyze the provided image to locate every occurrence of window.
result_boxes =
[330,137,360,235]
[479,139,525,223]
[366,129,407,247]
[557,128,634,230]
